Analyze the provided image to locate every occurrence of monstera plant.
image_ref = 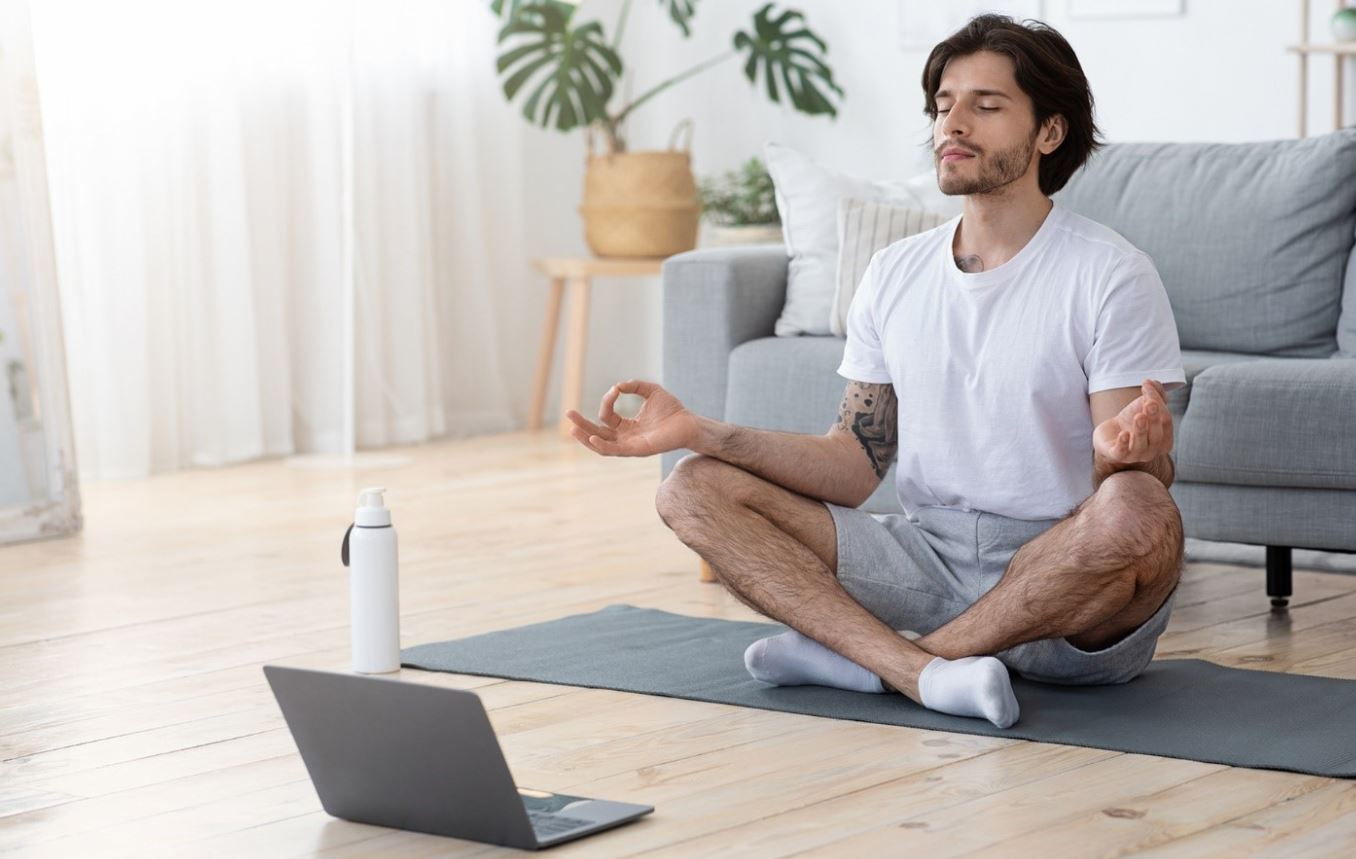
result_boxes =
[486,0,843,257]
[488,0,843,152]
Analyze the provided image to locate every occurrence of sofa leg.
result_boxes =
[699,560,718,583]
[1266,546,1292,609]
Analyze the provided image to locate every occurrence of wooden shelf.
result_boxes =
[1293,2,1352,137]
[1287,42,1356,55]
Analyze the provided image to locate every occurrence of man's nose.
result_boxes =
[938,106,969,138]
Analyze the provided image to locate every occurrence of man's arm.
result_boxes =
[689,380,899,507]
[1090,380,1175,491]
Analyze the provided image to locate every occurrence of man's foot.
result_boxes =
[743,630,885,694]
[918,655,1020,729]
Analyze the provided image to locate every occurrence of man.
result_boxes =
[565,15,1186,729]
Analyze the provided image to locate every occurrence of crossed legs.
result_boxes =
[654,454,1183,719]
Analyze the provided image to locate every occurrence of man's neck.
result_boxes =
[952,188,1054,272]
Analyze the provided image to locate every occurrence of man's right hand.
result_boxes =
[564,379,699,457]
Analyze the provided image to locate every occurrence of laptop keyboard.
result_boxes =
[528,809,594,837]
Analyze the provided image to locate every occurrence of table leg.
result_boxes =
[1336,54,1345,133]
[1298,49,1308,138]
[528,277,566,431]
[557,275,592,438]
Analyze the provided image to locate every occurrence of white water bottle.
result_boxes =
[340,486,400,673]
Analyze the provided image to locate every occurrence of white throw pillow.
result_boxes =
[763,142,924,336]
[831,199,950,337]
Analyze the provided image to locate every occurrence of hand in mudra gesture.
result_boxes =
[565,379,699,457]
[1093,379,1173,464]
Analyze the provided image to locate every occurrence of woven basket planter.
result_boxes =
[579,122,699,258]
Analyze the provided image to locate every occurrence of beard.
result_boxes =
[936,129,1039,196]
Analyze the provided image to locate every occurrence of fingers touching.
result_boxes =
[1113,379,1172,459]
[599,385,623,428]
[1129,379,1169,421]
[1142,378,1169,408]
[599,379,656,428]
[614,379,659,398]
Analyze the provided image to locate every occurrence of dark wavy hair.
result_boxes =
[921,14,1104,195]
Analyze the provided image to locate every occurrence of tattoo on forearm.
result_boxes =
[836,382,899,478]
[954,254,985,273]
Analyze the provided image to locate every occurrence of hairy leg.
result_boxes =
[915,470,1184,660]
[655,454,936,700]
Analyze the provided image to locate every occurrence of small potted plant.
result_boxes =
[698,156,782,246]
[1334,4,1356,41]
[488,1,841,258]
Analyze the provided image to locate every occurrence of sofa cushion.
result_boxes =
[1170,350,1265,423]
[724,340,1255,426]
[725,336,846,433]
[1176,359,1356,490]
[1055,130,1356,357]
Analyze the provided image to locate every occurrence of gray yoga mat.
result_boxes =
[401,604,1356,778]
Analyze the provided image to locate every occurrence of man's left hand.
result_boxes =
[1093,379,1173,464]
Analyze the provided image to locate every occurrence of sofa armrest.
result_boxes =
[660,245,789,479]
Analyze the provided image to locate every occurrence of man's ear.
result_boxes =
[1039,115,1067,154]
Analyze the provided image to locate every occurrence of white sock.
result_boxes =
[917,655,1020,729]
[743,630,885,694]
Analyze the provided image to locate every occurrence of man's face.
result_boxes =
[931,51,1043,197]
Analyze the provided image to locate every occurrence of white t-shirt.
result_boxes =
[838,201,1186,521]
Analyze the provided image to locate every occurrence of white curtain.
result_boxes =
[31,0,528,480]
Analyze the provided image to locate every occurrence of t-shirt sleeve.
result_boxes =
[836,252,892,383]
[1084,252,1187,394]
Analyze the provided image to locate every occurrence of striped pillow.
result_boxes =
[831,199,949,337]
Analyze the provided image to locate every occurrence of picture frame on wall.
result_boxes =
[1068,0,1185,19]
[898,1,1046,50]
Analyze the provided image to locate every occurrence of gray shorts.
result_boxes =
[825,502,1177,686]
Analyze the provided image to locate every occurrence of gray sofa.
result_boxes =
[660,129,1356,606]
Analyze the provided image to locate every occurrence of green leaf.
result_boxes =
[496,4,623,132]
[659,0,698,37]
[732,3,843,118]
[489,0,574,22]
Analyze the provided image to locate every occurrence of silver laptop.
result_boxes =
[263,665,654,850]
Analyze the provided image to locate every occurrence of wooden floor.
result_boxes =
[3,429,1355,858]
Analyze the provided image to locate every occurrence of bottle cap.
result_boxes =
[357,486,387,509]
[355,486,391,526]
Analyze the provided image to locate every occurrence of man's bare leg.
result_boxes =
[659,456,1033,727]
[656,454,938,702]
[913,469,1184,660]
[657,456,1181,716]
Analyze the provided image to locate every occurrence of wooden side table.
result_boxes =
[528,256,664,438]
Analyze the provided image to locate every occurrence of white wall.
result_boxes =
[512,0,1354,422]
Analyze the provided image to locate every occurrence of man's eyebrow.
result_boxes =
[934,89,1013,100]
